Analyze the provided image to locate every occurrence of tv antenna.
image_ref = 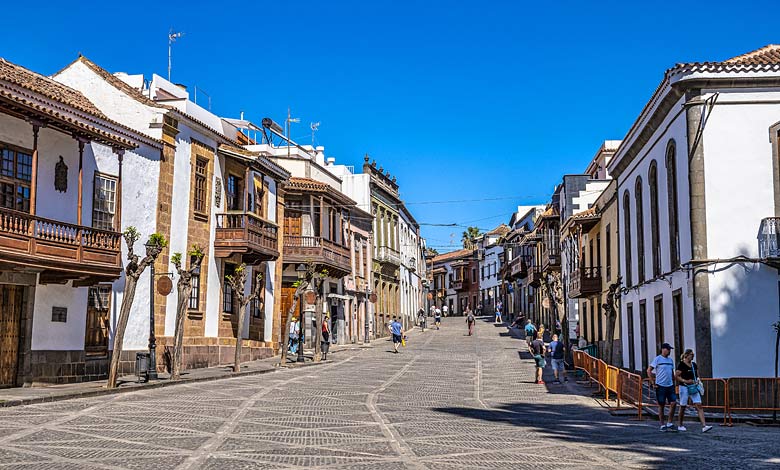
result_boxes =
[310,122,320,145]
[168,29,184,81]
[285,108,300,158]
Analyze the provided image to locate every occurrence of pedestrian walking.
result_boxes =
[529,335,546,384]
[388,316,404,353]
[648,343,678,431]
[434,307,442,329]
[417,309,427,331]
[675,349,713,433]
[495,301,503,324]
[321,315,331,361]
[548,334,567,384]
[524,319,537,349]
[288,317,300,354]
[442,304,449,317]
[466,307,475,336]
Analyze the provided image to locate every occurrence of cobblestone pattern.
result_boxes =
[0,319,778,469]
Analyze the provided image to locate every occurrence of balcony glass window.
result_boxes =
[0,147,31,213]
[92,173,117,231]
[189,255,200,310]
[666,141,681,268]
[223,263,236,314]
[226,174,242,211]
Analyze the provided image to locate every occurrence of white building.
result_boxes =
[54,56,288,377]
[398,203,424,329]
[478,225,509,315]
[609,45,780,378]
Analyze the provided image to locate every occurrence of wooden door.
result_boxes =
[284,202,302,237]
[0,285,24,387]
[280,287,299,341]
[85,286,111,357]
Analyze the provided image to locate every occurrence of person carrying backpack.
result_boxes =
[466,306,475,336]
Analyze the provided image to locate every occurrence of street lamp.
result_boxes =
[295,263,308,363]
[144,242,159,381]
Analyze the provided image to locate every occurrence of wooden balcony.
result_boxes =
[283,235,351,277]
[451,280,464,290]
[214,213,279,263]
[568,267,602,299]
[0,208,122,284]
[541,250,561,272]
[509,256,528,279]
[376,246,401,266]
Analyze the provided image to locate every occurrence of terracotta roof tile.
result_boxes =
[0,57,106,119]
[724,44,780,65]
[432,248,474,264]
[286,177,356,206]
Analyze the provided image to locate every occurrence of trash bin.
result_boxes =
[135,352,150,383]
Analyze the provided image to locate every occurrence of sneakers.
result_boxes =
[677,426,687,432]
[660,422,675,431]
[664,422,675,429]
[702,425,713,433]
[553,379,561,384]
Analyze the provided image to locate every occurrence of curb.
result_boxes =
[0,354,349,409]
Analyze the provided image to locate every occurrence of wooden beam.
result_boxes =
[76,137,87,226]
[29,122,41,215]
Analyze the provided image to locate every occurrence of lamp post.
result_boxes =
[295,263,307,363]
[364,284,371,344]
[144,243,159,381]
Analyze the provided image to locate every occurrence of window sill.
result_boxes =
[193,211,209,223]
[187,310,203,320]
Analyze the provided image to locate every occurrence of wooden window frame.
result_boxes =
[672,289,683,354]
[635,178,645,284]
[193,157,209,220]
[626,302,635,371]
[92,172,117,232]
[85,284,112,358]
[639,300,648,373]
[623,191,633,286]
[666,141,681,269]
[188,255,201,311]
[649,161,661,277]
[0,144,32,214]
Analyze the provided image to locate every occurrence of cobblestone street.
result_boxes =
[0,318,778,469]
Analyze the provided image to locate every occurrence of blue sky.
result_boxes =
[4,1,777,252]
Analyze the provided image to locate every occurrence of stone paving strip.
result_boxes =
[0,319,778,469]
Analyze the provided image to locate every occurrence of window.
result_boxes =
[649,162,661,277]
[639,301,648,373]
[188,255,201,310]
[223,264,236,314]
[85,285,111,357]
[672,290,683,354]
[193,158,208,214]
[623,192,633,286]
[582,302,588,341]
[605,225,612,281]
[597,295,603,342]
[666,141,681,269]
[226,174,242,211]
[590,298,596,344]
[635,177,645,283]
[626,303,635,371]
[0,147,32,213]
[596,232,602,270]
[654,295,664,350]
[92,173,117,231]
[253,176,266,218]
[471,268,476,283]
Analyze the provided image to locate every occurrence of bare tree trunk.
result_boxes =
[604,312,616,365]
[107,276,138,388]
[314,292,323,362]
[234,300,248,372]
[279,295,300,365]
[171,282,189,380]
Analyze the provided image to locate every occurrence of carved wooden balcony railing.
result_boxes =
[451,280,464,290]
[0,207,122,283]
[569,266,602,299]
[529,266,544,287]
[283,235,351,277]
[215,212,279,263]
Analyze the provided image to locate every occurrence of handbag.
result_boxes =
[693,362,705,396]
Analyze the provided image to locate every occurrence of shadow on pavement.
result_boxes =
[431,401,778,469]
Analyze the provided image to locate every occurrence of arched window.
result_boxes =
[666,140,680,268]
[649,161,661,277]
[635,177,645,283]
[623,191,633,286]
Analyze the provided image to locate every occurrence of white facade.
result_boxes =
[609,52,780,378]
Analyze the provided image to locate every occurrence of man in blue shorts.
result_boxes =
[648,343,678,431]
[388,316,404,353]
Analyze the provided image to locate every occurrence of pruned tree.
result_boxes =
[601,277,623,366]
[226,263,264,372]
[312,268,329,362]
[541,272,567,346]
[170,245,205,380]
[107,227,167,389]
[279,262,317,366]
[461,226,482,250]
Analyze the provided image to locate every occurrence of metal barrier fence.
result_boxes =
[570,350,773,425]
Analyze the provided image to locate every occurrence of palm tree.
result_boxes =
[461,226,481,249]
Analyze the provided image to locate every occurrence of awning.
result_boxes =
[328,293,353,300]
